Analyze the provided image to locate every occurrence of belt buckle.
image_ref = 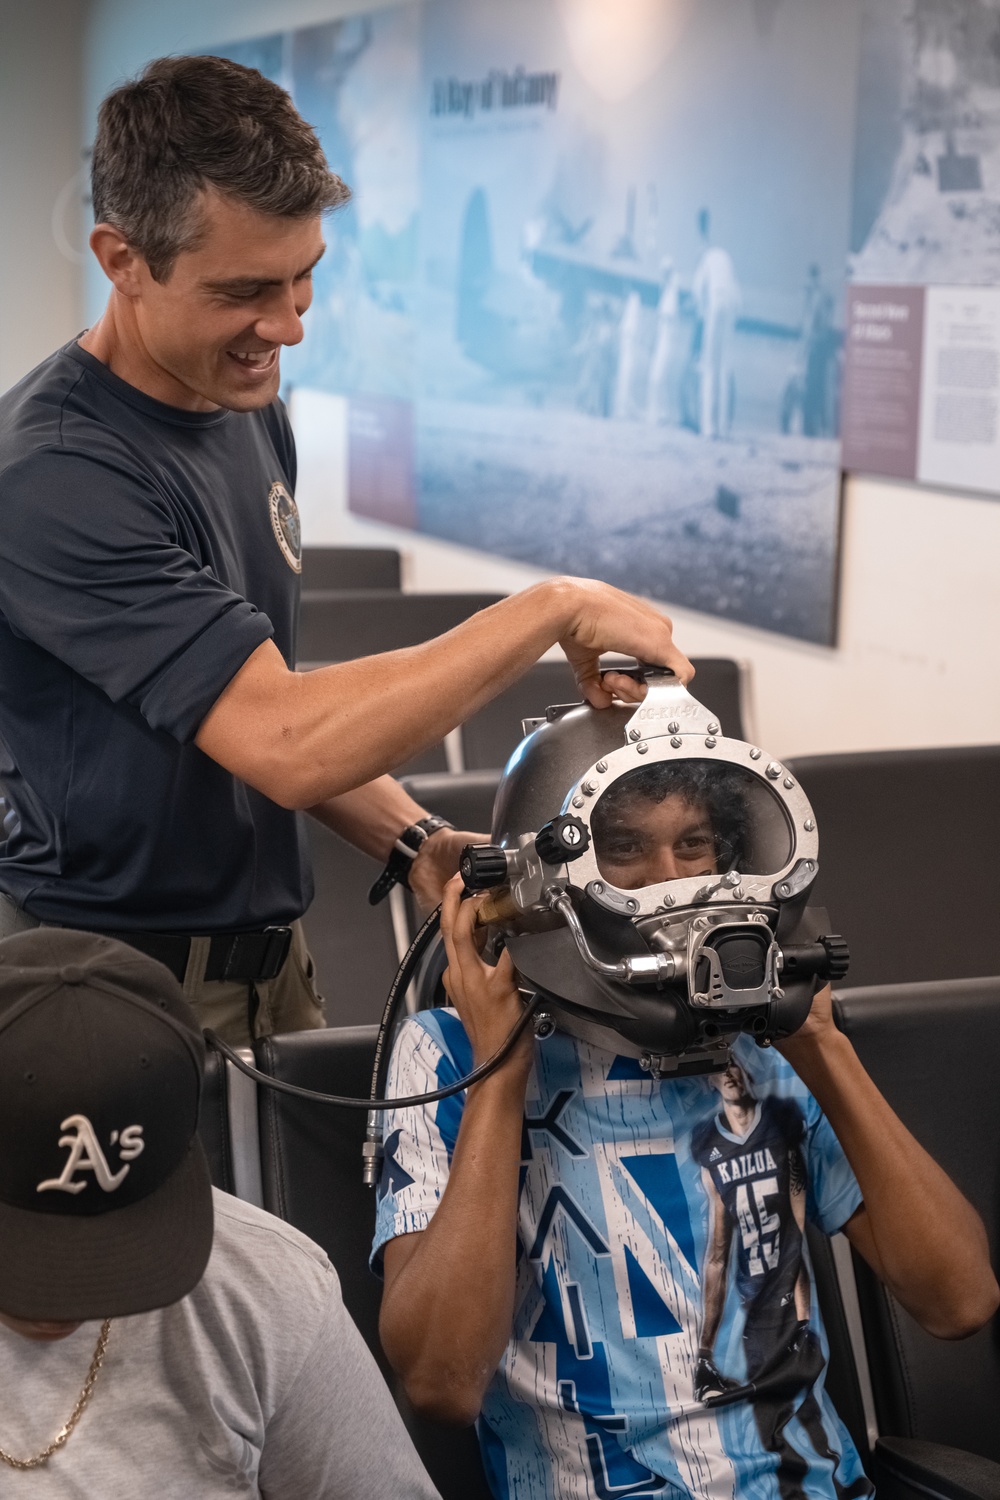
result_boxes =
[222,926,292,983]
[259,925,293,982]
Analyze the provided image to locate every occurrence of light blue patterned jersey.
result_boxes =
[372,1013,871,1500]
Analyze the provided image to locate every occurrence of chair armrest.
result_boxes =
[874,1436,1000,1500]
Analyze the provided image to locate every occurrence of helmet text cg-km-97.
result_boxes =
[461,664,848,1080]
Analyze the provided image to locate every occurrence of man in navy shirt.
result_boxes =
[0,55,687,1042]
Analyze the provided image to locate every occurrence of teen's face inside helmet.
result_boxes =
[591,786,718,888]
[591,760,785,896]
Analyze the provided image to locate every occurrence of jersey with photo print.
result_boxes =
[373,1014,871,1500]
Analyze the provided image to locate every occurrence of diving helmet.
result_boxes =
[462,665,848,1076]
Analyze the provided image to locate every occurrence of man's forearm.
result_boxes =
[199,582,578,806]
[379,1071,527,1424]
[196,576,687,808]
[308,777,427,862]
[780,1027,998,1337]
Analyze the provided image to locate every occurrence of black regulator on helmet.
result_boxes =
[461,664,848,1078]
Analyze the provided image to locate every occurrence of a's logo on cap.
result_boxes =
[36,1115,145,1197]
[268,481,302,573]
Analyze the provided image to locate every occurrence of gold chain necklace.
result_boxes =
[0,1319,112,1470]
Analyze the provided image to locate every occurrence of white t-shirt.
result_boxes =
[0,1190,439,1499]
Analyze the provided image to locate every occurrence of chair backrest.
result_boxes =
[683,656,749,742]
[787,746,1000,987]
[807,1223,873,1466]
[832,975,1000,1462]
[399,770,503,835]
[301,547,401,591]
[397,772,504,956]
[198,1046,234,1195]
[459,656,751,771]
[299,818,403,1028]
[253,1027,493,1500]
[254,1028,386,1365]
[460,660,578,771]
[296,590,505,666]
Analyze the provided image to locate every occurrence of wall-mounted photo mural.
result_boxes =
[217,0,862,644]
[842,0,1000,494]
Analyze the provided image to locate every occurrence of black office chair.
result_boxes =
[458,656,751,771]
[295,590,509,775]
[198,1045,235,1195]
[299,818,403,1029]
[300,546,401,591]
[459,660,578,771]
[399,770,502,836]
[254,1027,493,1500]
[296,590,505,665]
[787,746,1000,987]
[831,974,1000,1495]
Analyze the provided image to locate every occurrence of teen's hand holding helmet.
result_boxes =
[409,829,489,914]
[439,876,533,1079]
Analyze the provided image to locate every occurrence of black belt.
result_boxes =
[96,926,293,986]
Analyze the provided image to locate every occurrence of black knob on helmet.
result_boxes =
[819,935,850,982]
[460,844,509,891]
[535,815,590,865]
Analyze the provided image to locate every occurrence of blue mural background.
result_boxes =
[851,0,1000,287]
[213,0,863,644]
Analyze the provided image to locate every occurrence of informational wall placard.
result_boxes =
[843,282,1000,491]
[215,0,861,646]
[844,0,1000,496]
[841,287,925,480]
[919,286,1000,490]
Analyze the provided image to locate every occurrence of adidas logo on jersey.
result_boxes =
[709,1146,721,1161]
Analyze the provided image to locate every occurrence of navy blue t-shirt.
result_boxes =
[0,340,313,931]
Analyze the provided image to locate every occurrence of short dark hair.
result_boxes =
[91,54,350,281]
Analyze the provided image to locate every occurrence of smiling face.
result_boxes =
[594,791,718,890]
[91,188,325,413]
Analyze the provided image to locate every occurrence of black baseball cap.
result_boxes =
[0,927,214,1321]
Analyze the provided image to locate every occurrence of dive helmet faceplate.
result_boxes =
[462,669,847,1075]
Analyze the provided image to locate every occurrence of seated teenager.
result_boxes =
[372,768,997,1500]
[0,927,439,1499]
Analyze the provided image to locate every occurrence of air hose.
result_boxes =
[202,904,539,1187]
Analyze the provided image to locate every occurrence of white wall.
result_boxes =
[0,0,86,391]
[64,0,1000,758]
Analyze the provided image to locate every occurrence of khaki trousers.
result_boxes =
[180,919,327,1046]
[0,895,325,1048]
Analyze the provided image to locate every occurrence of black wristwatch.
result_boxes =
[368,816,455,906]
